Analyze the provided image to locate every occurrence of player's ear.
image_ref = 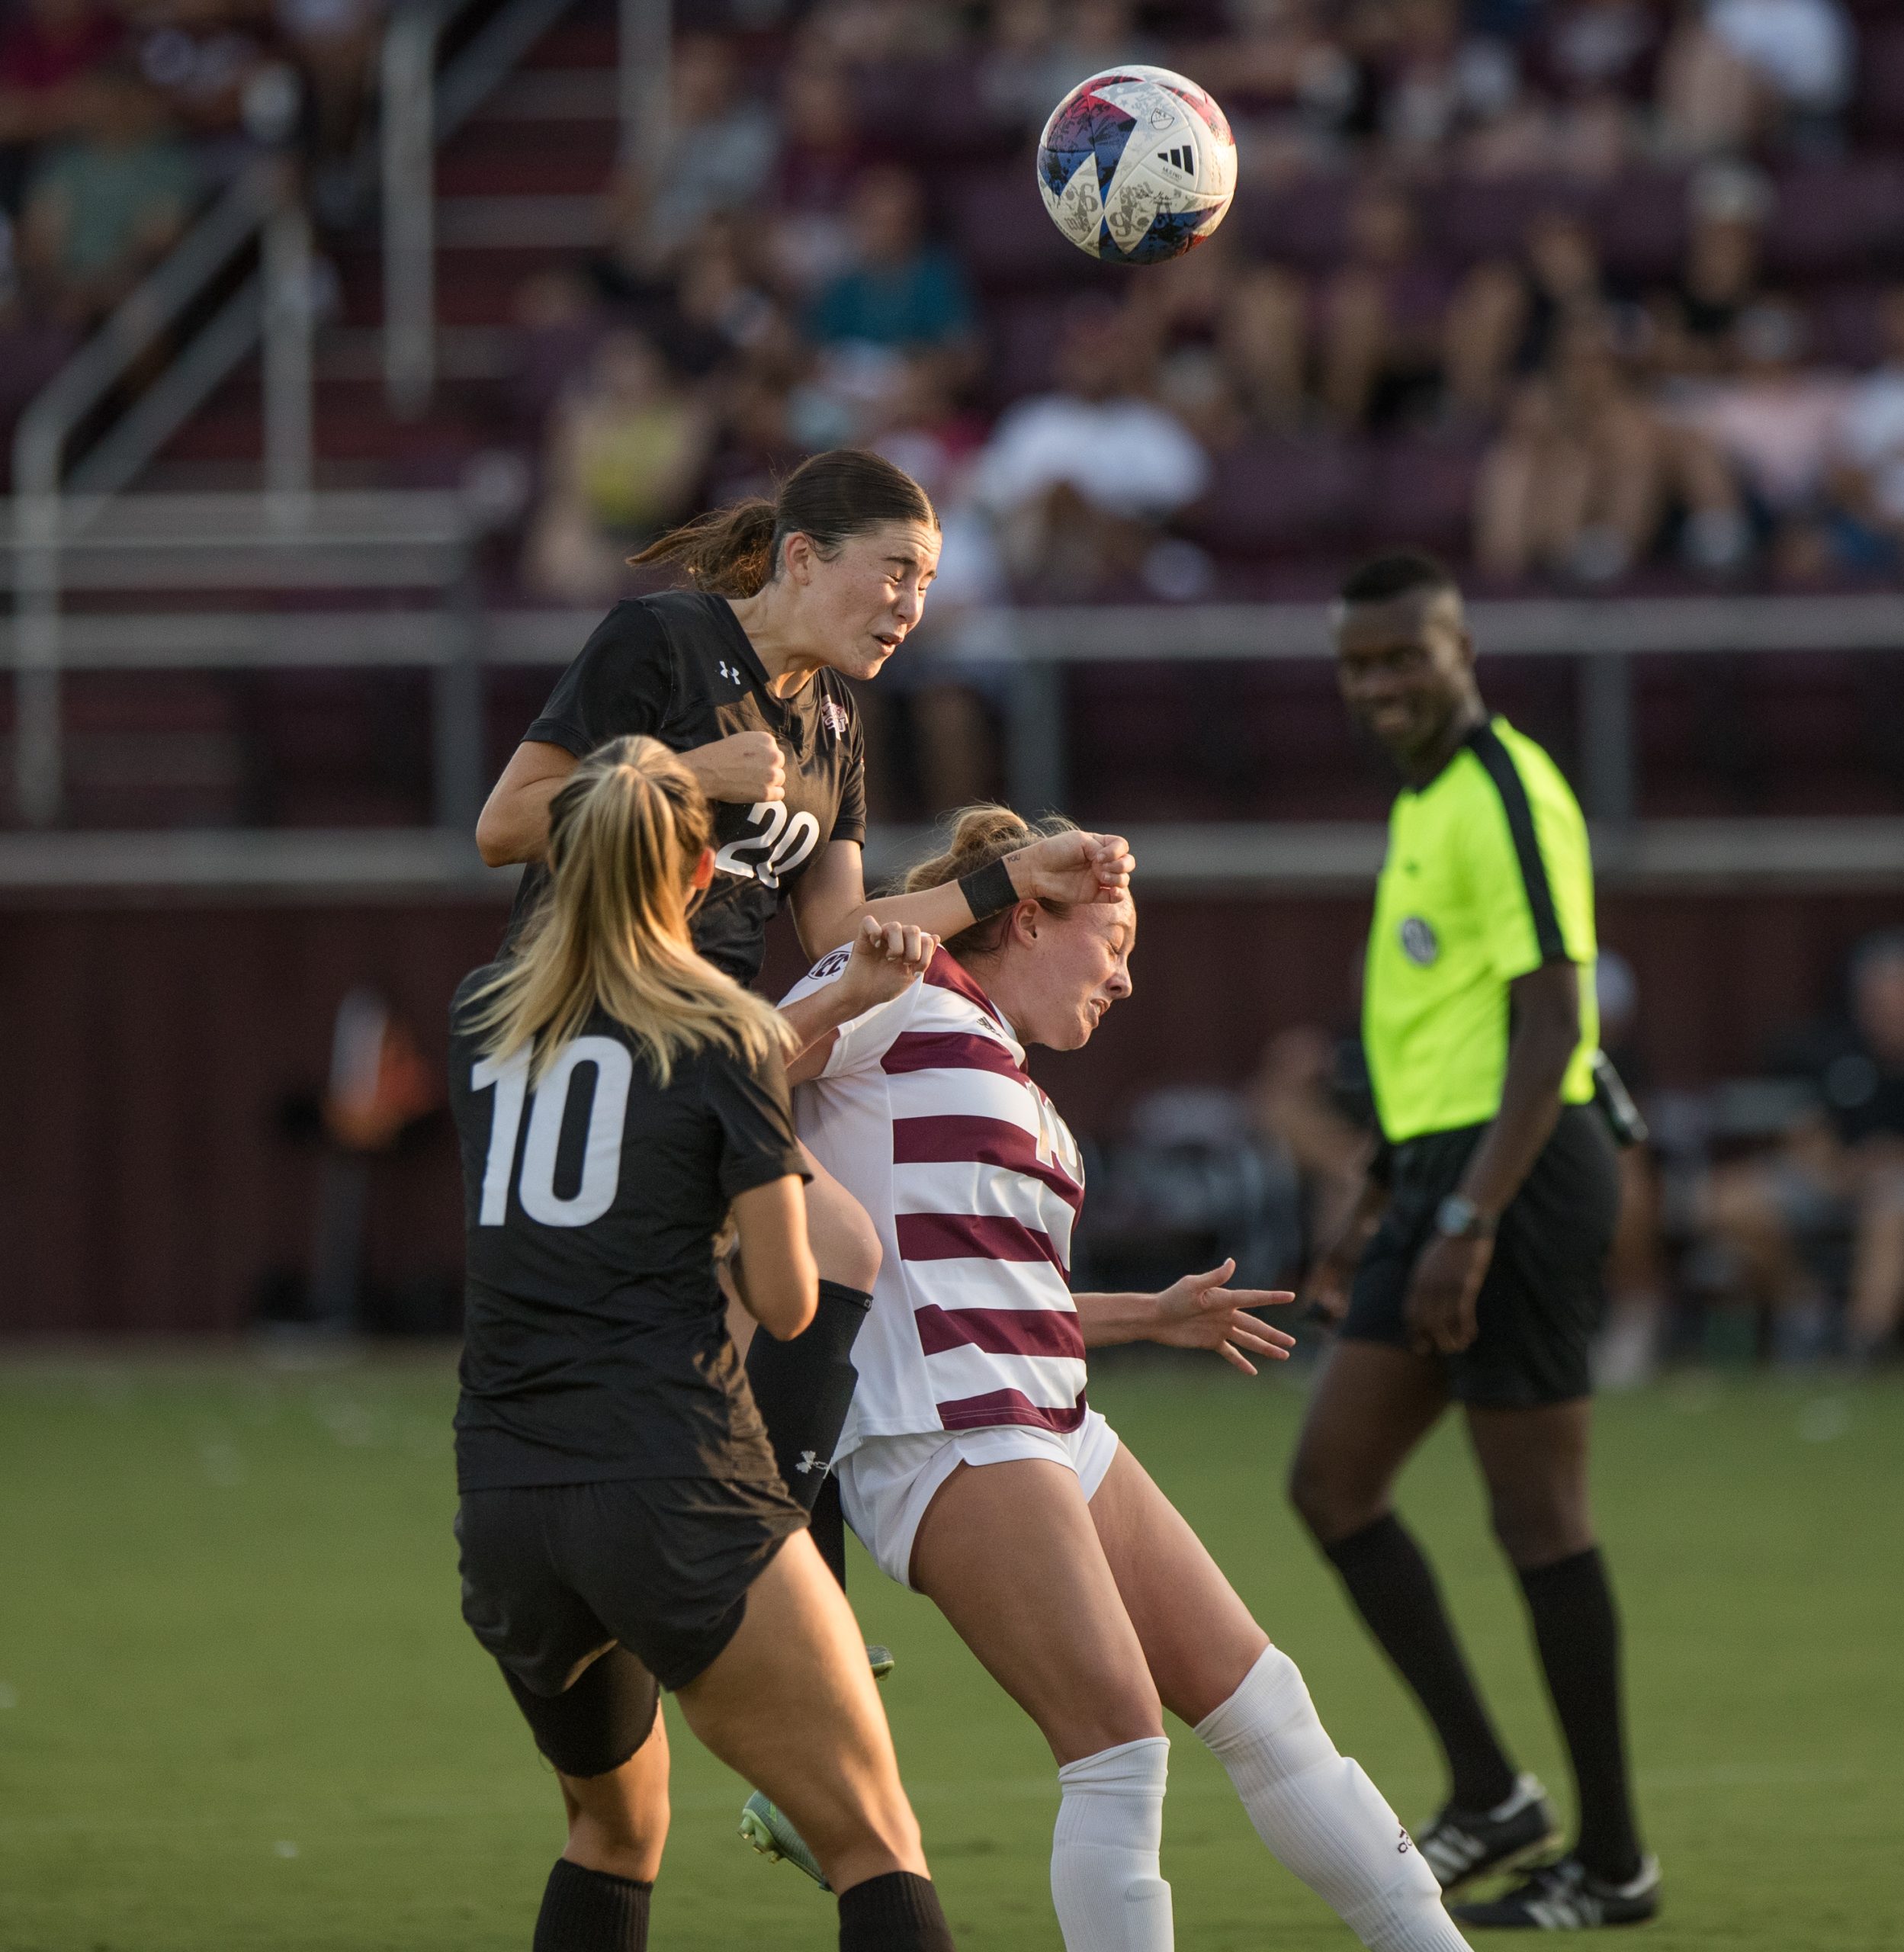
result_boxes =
[1009,900,1040,947]
[690,846,716,891]
[783,529,812,586]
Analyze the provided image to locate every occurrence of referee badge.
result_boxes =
[1398,916,1440,966]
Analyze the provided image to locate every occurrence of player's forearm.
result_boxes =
[799,879,967,957]
[1071,1291,1168,1347]
[777,986,862,1061]
[474,779,560,865]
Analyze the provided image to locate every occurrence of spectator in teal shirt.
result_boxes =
[23,59,197,323]
[807,166,977,356]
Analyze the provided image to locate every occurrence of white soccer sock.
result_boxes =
[1050,1734,1175,1952]
[1196,1646,1470,1952]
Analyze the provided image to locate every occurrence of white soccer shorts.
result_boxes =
[837,1408,1121,1588]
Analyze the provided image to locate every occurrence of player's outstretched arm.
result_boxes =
[788,830,1136,959]
[1073,1261,1297,1375]
[781,918,937,1085]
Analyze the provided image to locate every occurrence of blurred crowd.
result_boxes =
[2,0,1899,618]
[1077,927,1904,1378]
[496,0,1904,621]
[457,0,1901,800]
[0,0,382,422]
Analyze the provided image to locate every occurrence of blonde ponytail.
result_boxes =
[467,736,790,1083]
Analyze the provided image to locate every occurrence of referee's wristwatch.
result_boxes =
[1434,1195,1498,1241]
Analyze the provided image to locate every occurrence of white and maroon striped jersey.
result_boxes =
[780,946,1088,1453]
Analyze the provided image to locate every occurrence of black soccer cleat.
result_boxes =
[1415,1774,1560,1893]
[1453,1854,1662,1929]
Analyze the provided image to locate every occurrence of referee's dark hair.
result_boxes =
[1337,549,1459,606]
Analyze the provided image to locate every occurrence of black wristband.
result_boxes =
[958,856,1019,921]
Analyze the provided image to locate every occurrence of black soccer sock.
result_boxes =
[1324,1514,1519,1811]
[532,1857,650,1952]
[747,1279,871,1588]
[838,1870,956,1952]
[1517,1546,1643,1884]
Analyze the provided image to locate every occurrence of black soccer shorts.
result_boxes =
[1341,1106,1620,1408]
[455,1475,804,1777]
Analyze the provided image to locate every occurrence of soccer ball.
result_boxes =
[1037,66,1237,265]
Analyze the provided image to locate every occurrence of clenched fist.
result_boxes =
[836,916,938,1014]
[683,731,787,804]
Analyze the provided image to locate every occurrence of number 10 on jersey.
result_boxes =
[473,1041,630,1229]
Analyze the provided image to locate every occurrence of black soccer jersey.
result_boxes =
[448,965,811,1493]
[510,590,869,986]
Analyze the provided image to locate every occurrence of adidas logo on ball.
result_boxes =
[1037,66,1236,266]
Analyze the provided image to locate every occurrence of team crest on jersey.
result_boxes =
[1399,917,1439,967]
[808,946,852,981]
[820,699,850,739]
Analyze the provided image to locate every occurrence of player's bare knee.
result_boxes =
[1287,1444,1369,1543]
[1053,1678,1165,1761]
[1488,1488,1591,1568]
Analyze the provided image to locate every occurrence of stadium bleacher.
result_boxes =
[2,0,1902,1360]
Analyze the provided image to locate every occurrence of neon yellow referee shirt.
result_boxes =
[1363,717,1599,1145]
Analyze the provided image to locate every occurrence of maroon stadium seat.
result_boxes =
[1764,160,1904,280]
[1431,175,1580,269]
[1585,167,1693,283]
[949,166,1101,293]
[1363,437,1485,558]
[1852,21,1904,144]
[1185,436,1369,560]
[1231,173,1359,271]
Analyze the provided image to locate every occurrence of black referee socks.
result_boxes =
[838,1870,957,1951]
[532,1857,651,1952]
[1324,1514,1520,1812]
[1517,1546,1643,1885]
[746,1278,872,1588]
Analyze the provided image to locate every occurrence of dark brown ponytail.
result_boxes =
[632,448,937,598]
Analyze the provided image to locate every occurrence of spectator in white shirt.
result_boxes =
[971,299,1211,597]
[1829,289,1904,544]
[1665,300,1851,516]
[1660,0,1855,152]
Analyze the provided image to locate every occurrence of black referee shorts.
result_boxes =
[456,1475,805,1777]
[1341,1106,1620,1408]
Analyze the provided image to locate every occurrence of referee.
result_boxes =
[1289,552,1658,1930]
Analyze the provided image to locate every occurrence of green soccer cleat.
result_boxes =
[866,1642,895,1681]
[740,1791,830,1889]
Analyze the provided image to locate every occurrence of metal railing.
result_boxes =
[0,491,486,831]
[380,0,613,416]
[10,160,318,826]
[938,593,1904,824]
[6,575,1904,888]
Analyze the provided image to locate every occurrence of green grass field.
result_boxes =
[2,1353,1898,1952]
